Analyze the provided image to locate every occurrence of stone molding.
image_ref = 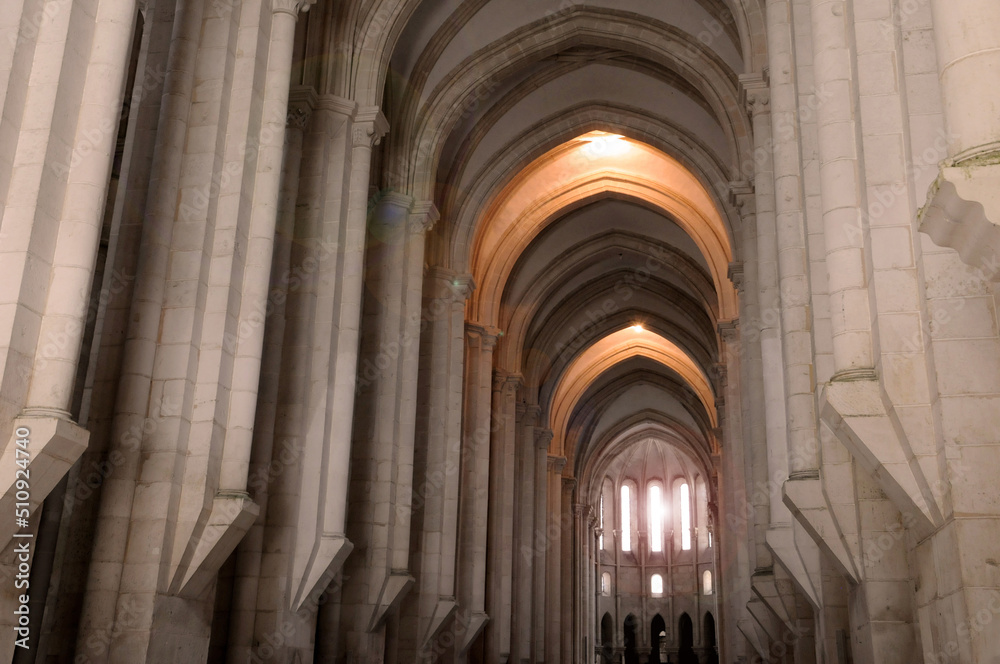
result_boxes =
[534,428,554,450]
[352,107,389,147]
[272,0,316,16]
[286,86,317,128]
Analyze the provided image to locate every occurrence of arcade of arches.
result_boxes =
[1,0,1000,663]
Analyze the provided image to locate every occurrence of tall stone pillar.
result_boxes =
[225,85,312,664]
[928,0,1000,161]
[73,1,317,661]
[572,502,592,664]
[511,404,540,663]
[485,370,521,663]
[532,428,553,662]
[760,0,824,622]
[456,323,500,657]
[340,194,438,658]
[0,0,141,558]
[560,478,575,664]
[545,455,566,662]
[400,267,472,663]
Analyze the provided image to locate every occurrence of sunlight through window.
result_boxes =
[680,483,691,551]
[651,574,663,597]
[621,485,631,552]
[649,484,662,553]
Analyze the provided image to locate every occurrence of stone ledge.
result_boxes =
[170,492,260,598]
[0,415,89,550]
[820,378,942,531]
[918,159,1000,281]
[782,477,861,583]
[367,570,416,632]
[292,533,353,611]
[763,525,820,609]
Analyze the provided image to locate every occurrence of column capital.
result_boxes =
[352,107,389,147]
[408,201,439,235]
[534,428,553,450]
[547,455,566,473]
[521,404,542,427]
[492,369,508,393]
[739,71,771,119]
[286,86,317,128]
[466,322,501,350]
[727,261,744,294]
[272,0,316,17]
[717,318,739,343]
[728,180,756,215]
[562,476,577,493]
[426,267,475,302]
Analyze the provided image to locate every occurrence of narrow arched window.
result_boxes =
[680,482,691,551]
[602,571,612,596]
[648,484,662,553]
[599,492,605,551]
[703,570,713,595]
[651,574,663,597]
[621,484,631,552]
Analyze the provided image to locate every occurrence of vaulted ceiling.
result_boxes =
[298,0,766,488]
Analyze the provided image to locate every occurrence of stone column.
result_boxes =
[0,0,140,554]
[456,323,500,657]
[226,86,312,664]
[511,404,540,663]
[545,455,566,662]
[485,370,521,663]
[340,194,438,658]
[573,503,591,664]
[928,0,1000,161]
[402,267,472,662]
[809,0,875,378]
[532,428,553,662]
[760,0,824,615]
[561,478,575,664]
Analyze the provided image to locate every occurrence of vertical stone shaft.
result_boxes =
[403,268,471,661]
[341,193,435,656]
[457,323,499,656]
[21,0,138,417]
[225,90,308,664]
[485,369,520,661]
[766,0,820,475]
[810,0,876,378]
[545,455,566,662]
[511,404,540,662]
[929,0,1000,159]
[532,429,552,661]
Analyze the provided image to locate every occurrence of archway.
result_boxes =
[624,614,640,664]
[704,612,719,664]
[601,612,615,664]
[679,612,698,664]
[651,614,667,664]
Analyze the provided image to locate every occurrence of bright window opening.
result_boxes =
[599,493,605,551]
[680,483,691,551]
[621,485,631,552]
[602,572,612,596]
[651,574,663,597]
[649,484,663,553]
[703,570,713,595]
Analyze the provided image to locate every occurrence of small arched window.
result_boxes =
[651,574,663,597]
[703,570,713,595]
[621,484,632,552]
[602,571,612,596]
[648,484,663,553]
[680,482,692,551]
[599,493,605,551]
